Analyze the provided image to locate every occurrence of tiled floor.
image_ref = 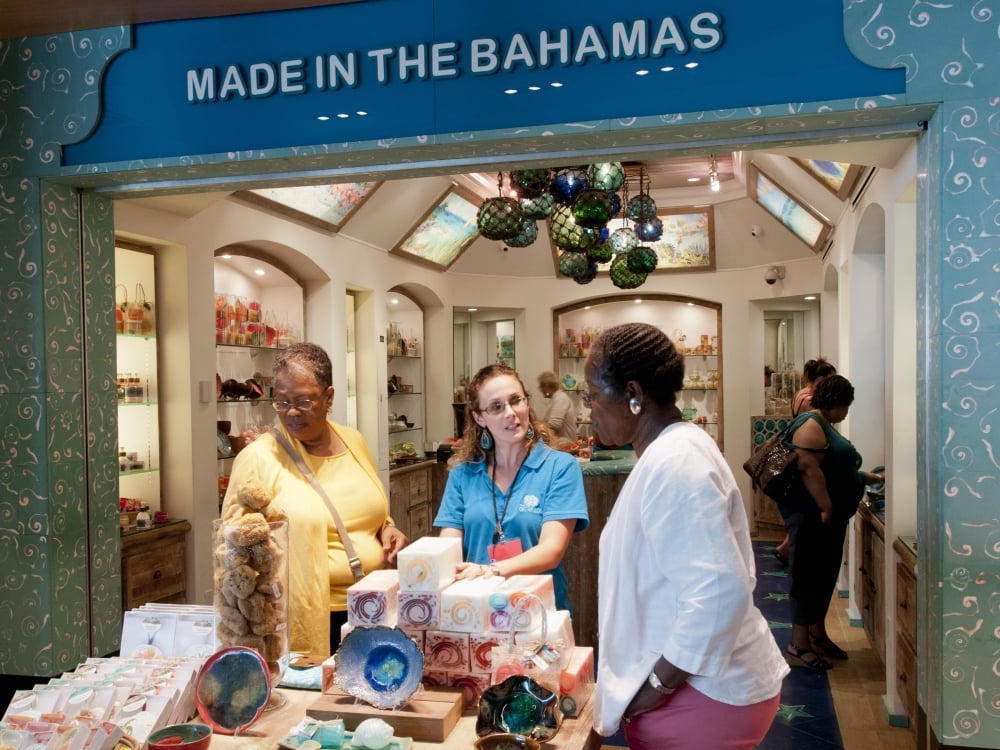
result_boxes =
[601,537,917,750]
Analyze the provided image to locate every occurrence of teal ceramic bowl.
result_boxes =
[148,723,212,750]
[474,734,540,750]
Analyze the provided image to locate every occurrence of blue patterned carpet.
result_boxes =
[601,541,842,749]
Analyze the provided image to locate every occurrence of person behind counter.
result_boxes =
[221,342,408,656]
[584,323,787,750]
[536,370,579,441]
[782,374,883,671]
[434,364,588,612]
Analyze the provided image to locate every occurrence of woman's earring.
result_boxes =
[525,424,536,441]
[479,430,493,450]
[629,397,642,415]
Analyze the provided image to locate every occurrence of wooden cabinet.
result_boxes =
[893,537,918,727]
[388,460,435,541]
[120,520,191,611]
[855,504,886,662]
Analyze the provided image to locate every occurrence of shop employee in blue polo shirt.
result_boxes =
[434,364,589,612]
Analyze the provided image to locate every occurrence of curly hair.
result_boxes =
[450,364,553,465]
[810,373,855,410]
[588,323,684,406]
[803,357,837,384]
[273,342,333,390]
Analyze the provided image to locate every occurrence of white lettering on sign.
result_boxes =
[185,12,724,103]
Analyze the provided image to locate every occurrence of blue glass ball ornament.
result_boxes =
[504,217,539,248]
[571,190,614,229]
[558,250,589,278]
[477,197,524,241]
[521,192,556,220]
[634,216,663,241]
[587,240,613,264]
[549,204,598,252]
[627,246,659,273]
[610,254,647,289]
[626,194,657,222]
[549,168,590,205]
[609,227,640,254]
[607,192,622,218]
[587,162,625,192]
[573,262,599,284]
[510,168,551,199]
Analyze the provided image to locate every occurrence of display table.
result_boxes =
[209,686,597,750]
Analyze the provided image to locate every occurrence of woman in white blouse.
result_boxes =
[583,323,788,750]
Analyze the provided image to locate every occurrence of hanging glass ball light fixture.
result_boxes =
[610,254,647,289]
[587,162,625,192]
[626,193,657,222]
[549,167,589,205]
[558,250,589,278]
[587,241,614,264]
[634,216,663,242]
[573,261,599,284]
[571,190,614,229]
[607,192,622,218]
[509,168,551,199]
[520,192,555,220]
[504,217,538,248]
[609,226,640,255]
[549,204,598,251]
[477,196,524,240]
[627,246,659,273]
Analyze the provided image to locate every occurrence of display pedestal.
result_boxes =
[307,687,463,742]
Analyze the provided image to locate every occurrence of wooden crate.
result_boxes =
[306,687,464,743]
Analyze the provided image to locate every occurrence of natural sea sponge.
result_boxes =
[223,512,269,547]
[221,564,258,601]
[237,480,272,512]
[215,542,249,570]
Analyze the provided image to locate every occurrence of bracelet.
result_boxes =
[647,671,676,695]
[489,563,502,577]
[481,563,502,577]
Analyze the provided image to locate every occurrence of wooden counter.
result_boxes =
[209,686,597,750]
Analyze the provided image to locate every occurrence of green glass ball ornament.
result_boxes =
[558,250,589,278]
[549,204,598,251]
[627,246,659,273]
[477,197,524,241]
[587,240,613,264]
[550,168,589,205]
[587,162,625,192]
[574,262,599,284]
[635,216,663,241]
[510,168,551,199]
[610,254,647,289]
[521,192,555,220]
[609,227,639,254]
[626,194,657,222]
[504,217,538,248]
[571,190,613,229]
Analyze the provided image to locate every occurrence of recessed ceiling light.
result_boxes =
[660,66,675,73]
[528,86,541,91]
[687,177,700,182]
[254,268,265,276]
[804,295,817,300]
[220,253,232,259]
[550,82,563,88]
[468,307,478,312]
[504,89,517,95]
[390,298,399,304]
[337,113,349,119]
[356,111,368,116]
[317,115,330,121]
[634,299,642,304]
[684,62,698,69]
[635,69,650,76]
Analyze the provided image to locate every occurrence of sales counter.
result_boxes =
[209,686,598,750]
[565,450,636,650]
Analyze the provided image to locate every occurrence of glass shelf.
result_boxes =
[217,398,274,405]
[389,391,422,396]
[117,333,156,341]
[388,354,421,360]
[120,467,159,477]
[681,387,719,391]
[388,426,422,434]
[118,400,159,407]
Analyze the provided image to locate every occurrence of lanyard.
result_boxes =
[490,455,526,544]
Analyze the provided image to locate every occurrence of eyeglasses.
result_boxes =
[272,399,316,413]
[479,394,528,416]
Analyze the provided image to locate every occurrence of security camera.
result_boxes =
[765,265,785,285]
[750,225,762,238]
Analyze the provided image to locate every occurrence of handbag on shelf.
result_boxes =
[743,424,801,502]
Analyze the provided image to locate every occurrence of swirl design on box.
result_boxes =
[489,610,511,631]
[400,558,434,587]
[399,595,435,627]
[472,639,499,671]
[447,598,477,628]
[427,639,465,668]
[350,592,386,623]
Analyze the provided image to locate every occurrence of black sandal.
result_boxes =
[772,549,788,567]
[786,644,831,672]
[811,636,849,660]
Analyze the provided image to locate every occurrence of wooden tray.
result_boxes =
[306,687,463,743]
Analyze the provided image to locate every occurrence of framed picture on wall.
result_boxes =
[748,164,833,252]
[234,181,381,231]
[390,184,481,269]
[791,158,866,200]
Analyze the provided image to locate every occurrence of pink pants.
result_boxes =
[624,684,781,750]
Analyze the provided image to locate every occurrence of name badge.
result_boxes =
[488,539,523,561]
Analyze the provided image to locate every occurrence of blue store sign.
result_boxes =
[65,0,905,165]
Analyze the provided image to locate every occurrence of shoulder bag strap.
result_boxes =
[271,425,366,581]
[784,412,828,453]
